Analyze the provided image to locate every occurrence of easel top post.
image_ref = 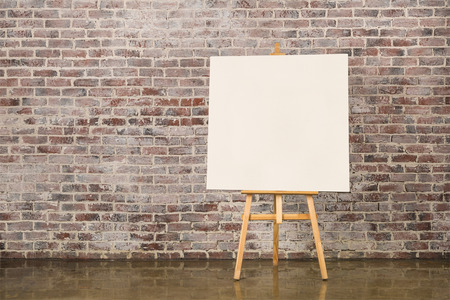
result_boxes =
[270,42,285,55]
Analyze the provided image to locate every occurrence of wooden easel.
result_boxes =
[233,191,328,281]
[233,44,328,281]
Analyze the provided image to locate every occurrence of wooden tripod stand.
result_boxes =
[233,191,328,281]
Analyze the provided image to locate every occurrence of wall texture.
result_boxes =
[0,0,448,260]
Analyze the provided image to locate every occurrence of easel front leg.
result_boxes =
[306,195,328,280]
[234,194,253,280]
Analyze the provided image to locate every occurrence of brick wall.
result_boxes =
[0,0,448,260]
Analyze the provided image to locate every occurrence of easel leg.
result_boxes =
[306,195,328,280]
[273,194,282,266]
[234,194,253,280]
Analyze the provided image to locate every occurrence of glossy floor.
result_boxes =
[0,259,448,300]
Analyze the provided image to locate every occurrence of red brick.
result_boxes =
[75,213,100,222]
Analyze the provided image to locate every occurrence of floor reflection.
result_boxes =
[234,265,327,300]
[0,259,448,299]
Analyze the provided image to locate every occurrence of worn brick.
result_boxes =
[0,0,447,260]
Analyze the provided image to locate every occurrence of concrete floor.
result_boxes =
[0,259,448,300]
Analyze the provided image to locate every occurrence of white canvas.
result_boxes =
[207,54,349,192]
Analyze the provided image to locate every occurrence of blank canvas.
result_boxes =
[207,54,349,192]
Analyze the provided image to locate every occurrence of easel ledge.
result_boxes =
[242,190,318,195]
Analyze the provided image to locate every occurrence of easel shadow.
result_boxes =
[234,266,328,300]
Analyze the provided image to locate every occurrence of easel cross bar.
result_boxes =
[240,213,318,221]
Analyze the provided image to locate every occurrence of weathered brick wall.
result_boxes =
[0,0,448,260]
